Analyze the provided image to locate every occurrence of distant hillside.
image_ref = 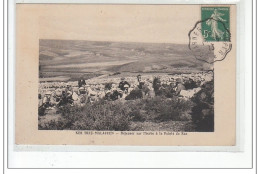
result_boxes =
[39,39,212,79]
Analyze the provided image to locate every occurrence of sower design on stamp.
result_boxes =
[188,7,232,64]
[201,7,230,42]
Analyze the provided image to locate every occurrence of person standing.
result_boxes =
[153,77,161,96]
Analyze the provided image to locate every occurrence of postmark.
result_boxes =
[188,7,232,64]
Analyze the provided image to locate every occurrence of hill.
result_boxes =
[39,39,211,81]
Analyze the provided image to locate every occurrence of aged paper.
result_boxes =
[16,4,236,146]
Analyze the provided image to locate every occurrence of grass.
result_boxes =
[38,96,194,131]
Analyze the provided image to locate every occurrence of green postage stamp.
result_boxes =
[201,7,230,42]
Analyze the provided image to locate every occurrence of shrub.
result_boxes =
[124,100,147,122]
[191,80,214,132]
[125,89,143,100]
[40,101,131,131]
[144,96,193,121]
[39,96,194,130]
[38,105,46,116]
[38,119,71,130]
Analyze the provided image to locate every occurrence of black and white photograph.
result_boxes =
[38,39,214,132]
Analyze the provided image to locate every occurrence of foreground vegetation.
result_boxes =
[39,80,214,132]
[38,96,193,131]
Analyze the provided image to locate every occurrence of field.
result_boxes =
[39,40,213,82]
[38,40,214,132]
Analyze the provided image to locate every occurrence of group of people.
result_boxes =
[38,84,75,115]
[104,74,194,100]
[38,74,201,115]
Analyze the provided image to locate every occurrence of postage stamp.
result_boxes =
[188,7,232,63]
[201,7,230,42]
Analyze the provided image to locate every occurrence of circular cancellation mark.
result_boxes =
[188,18,232,64]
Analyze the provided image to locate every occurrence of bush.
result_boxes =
[39,96,194,130]
[191,80,214,132]
[38,105,46,116]
[124,100,147,122]
[144,96,193,121]
[39,101,131,131]
[38,119,71,130]
[125,89,143,100]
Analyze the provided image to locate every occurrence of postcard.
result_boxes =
[15,4,236,146]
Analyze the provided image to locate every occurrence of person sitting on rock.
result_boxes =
[136,74,150,97]
[137,74,144,89]
[57,91,68,107]
[118,77,130,98]
[184,78,197,90]
[86,85,98,103]
[53,87,62,103]
[65,85,73,105]
[78,78,86,88]
[43,91,52,106]
[118,77,131,91]
[173,78,186,96]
